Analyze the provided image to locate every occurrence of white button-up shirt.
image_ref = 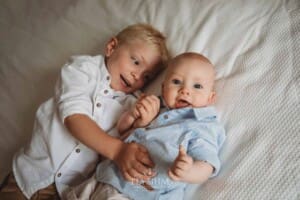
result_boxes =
[12,55,136,199]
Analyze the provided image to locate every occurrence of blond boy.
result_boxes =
[0,23,169,200]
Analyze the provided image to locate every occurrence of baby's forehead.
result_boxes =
[168,57,214,73]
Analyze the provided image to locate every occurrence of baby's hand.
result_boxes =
[133,94,160,128]
[168,145,193,181]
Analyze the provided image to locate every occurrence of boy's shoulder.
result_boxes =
[62,54,106,76]
[68,54,104,66]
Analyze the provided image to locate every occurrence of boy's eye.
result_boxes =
[172,79,181,85]
[144,74,151,82]
[194,84,203,89]
[131,57,139,65]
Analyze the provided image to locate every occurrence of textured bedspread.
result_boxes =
[0,0,299,199]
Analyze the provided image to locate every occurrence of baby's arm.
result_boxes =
[168,146,213,184]
[117,111,135,133]
[117,94,160,138]
[117,110,137,140]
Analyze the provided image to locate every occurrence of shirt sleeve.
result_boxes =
[54,55,99,123]
[187,125,226,177]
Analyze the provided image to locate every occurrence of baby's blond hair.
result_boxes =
[116,23,170,68]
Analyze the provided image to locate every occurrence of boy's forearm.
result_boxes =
[64,114,123,160]
[182,161,213,184]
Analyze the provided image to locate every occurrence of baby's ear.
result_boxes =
[105,37,118,57]
[208,91,216,105]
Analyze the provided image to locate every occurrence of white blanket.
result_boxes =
[0,0,299,199]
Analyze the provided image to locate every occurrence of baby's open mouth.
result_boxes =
[175,99,191,108]
[120,75,131,87]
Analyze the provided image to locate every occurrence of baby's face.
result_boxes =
[162,57,215,109]
[105,38,162,94]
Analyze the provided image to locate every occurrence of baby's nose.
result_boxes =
[179,87,190,95]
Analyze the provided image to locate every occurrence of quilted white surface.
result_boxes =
[0,0,299,199]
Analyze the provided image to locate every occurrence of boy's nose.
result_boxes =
[131,71,142,81]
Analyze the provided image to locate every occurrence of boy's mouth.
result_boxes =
[120,75,131,88]
[175,99,191,108]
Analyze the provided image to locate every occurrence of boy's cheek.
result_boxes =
[135,80,146,89]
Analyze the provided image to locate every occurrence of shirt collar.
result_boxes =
[158,96,169,109]
[192,106,217,121]
[170,106,217,121]
[158,95,217,121]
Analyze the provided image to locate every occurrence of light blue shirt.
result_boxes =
[96,106,226,200]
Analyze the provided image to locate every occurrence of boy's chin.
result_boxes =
[118,87,135,94]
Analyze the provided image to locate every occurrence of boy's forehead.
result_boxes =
[123,39,157,54]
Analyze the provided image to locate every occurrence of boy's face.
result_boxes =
[105,38,162,94]
[162,57,215,109]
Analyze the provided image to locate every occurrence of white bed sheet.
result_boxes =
[0,0,299,199]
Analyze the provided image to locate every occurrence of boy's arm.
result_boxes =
[168,146,213,184]
[57,57,155,181]
[64,114,123,160]
[64,114,156,181]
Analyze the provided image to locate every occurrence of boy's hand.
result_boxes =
[114,142,156,183]
[133,94,160,128]
[168,145,193,181]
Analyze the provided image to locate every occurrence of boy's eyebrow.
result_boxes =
[140,55,145,63]
[132,51,144,63]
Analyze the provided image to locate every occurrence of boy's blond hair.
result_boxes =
[116,23,170,68]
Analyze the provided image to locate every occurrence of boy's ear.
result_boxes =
[207,91,216,105]
[105,37,118,57]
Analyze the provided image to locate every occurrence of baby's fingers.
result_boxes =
[139,95,160,113]
[132,106,141,118]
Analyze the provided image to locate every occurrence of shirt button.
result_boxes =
[164,115,168,120]
[104,90,109,94]
[96,103,101,107]
[76,148,81,153]
[57,173,61,177]
[106,76,110,81]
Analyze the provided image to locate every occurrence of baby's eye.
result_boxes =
[194,84,203,89]
[172,79,181,85]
